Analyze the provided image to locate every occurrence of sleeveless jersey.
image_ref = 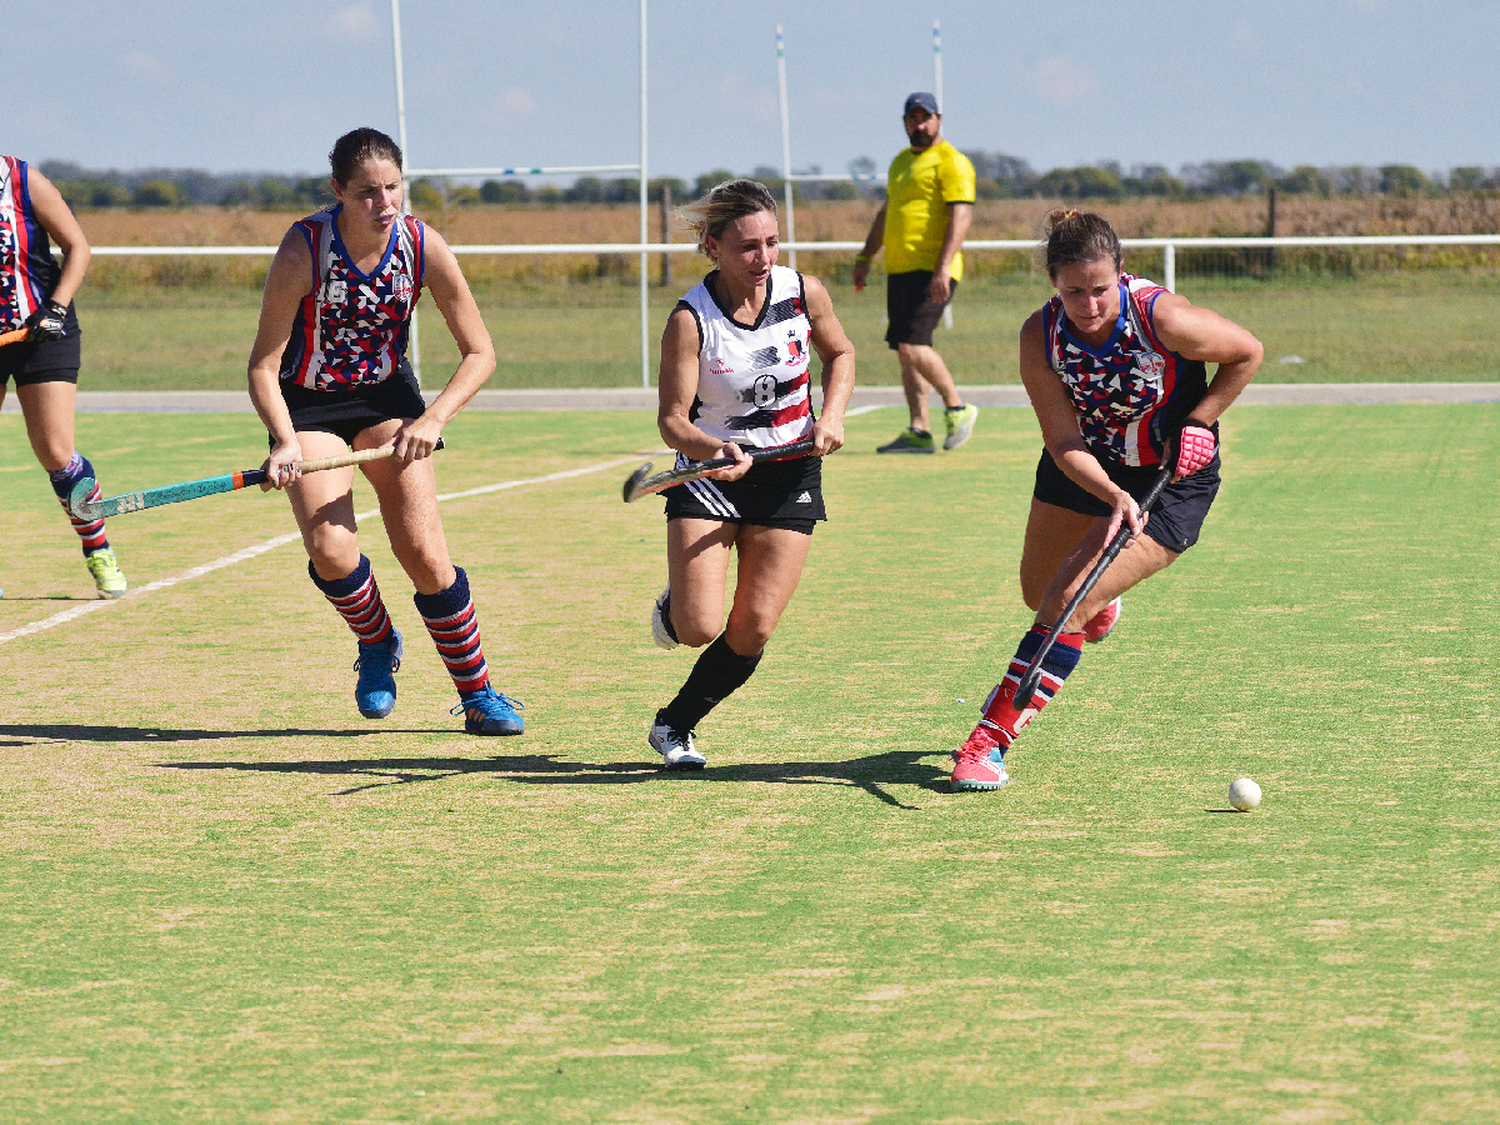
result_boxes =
[676,265,815,449]
[279,205,425,390]
[0,156,64,333]
[1041,275,1207,468]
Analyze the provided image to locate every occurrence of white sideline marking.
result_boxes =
[0,457,641,648]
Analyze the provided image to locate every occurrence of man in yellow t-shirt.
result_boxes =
[854,92,979,453]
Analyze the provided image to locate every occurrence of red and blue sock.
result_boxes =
[48,451,109,556]
[309,555,395,644]
[977,625,1085,754]
[414,566,491,696]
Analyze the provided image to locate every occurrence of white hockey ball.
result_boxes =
[1228,777,1262,811]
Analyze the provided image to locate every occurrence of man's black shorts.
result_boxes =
[663,453,825,534]
[885,271,956,350]
[1033,447,1221,554]
[276,365,428,448]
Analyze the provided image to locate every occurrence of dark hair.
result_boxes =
[1044,209,1122,277]
[678,179,778,258]
[329,128,404,185]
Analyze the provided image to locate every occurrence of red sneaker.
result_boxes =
[1082,596,1122,644]
[951,726,1010,792]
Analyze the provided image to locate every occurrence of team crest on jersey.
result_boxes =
[1135,350,1166,388]
[325,278,348,304]
[394,274,413,302]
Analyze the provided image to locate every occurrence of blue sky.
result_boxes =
[9,0,1497,182]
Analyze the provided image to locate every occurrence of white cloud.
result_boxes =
[500,88,537,115]
[1029,58,1103,107]
[331,3,380,39]
[120,51,170,82]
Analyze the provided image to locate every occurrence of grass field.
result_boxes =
[2,404,1498,1122]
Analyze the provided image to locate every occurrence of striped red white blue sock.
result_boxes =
[414,566,491,695]
[978,624,1085,752]
[308,556,395,644]
[48,452,109,556]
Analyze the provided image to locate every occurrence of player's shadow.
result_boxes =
[0,723,429,746]
[161,749,951,808]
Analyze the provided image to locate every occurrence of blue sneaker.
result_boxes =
[353,629,402,719]
[452,686,525,735]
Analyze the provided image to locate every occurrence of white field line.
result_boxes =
[0,457,641,648]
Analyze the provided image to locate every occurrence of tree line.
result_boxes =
[39,156,1500,211]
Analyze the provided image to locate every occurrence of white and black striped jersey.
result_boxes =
[676,265,815,449]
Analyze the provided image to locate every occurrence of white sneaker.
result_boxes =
[650,586,678,650]
[649,718,706,769]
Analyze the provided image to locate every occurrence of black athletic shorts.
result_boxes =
[1033,446,1221,554]
[885,270,956,350]
[0,330,82,387]
[663,453,825,534]
[275,364,427,448]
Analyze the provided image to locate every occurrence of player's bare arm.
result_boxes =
[399,226,496,459]
[803,275,855,455]
[1019,311,1143,539]
[247,228,316,487]
[26,169,90,309]
[1150,293,1263,425]
[656,307,751,478]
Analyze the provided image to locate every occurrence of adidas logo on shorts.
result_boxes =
[796,491,812,504]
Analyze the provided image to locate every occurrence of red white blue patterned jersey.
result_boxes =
[0,156,64,333]
[676,265,815,449]
[1041,275,1207,468]
[280,205,425,390]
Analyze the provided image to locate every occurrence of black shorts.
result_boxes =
[1033,447,1221,554]
[663,453,825,534]
[0,330,82,387]
[276,365,427,448]
[885,271,956,350]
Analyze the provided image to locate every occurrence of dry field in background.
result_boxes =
[78,193,1500,252]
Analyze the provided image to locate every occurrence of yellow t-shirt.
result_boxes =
[882,139,976,278]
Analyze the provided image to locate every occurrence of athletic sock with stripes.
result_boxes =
[977,625,1085,753]
[48,451,109,556]
[413,566,491,695]
[308,555,395,644]
[659,633,763,733]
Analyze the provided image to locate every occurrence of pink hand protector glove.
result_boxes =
[1175,423,1217,476]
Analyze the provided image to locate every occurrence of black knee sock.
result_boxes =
[659,634,762,732]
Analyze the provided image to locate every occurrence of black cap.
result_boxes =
[903,91,939,116]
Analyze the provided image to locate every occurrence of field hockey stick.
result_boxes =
[0,326,30,347]
[67,439,444,522]
[1013,457,1175,710]
[622,435,817,503]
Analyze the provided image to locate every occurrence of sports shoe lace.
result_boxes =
[957,727,1000,762]
[353,638,401,675]
[451,691,525,719]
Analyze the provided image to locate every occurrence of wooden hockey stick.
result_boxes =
[622,436,816,503]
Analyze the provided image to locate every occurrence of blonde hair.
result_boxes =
[678,179,778,258]
[1043,209,1122,277]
